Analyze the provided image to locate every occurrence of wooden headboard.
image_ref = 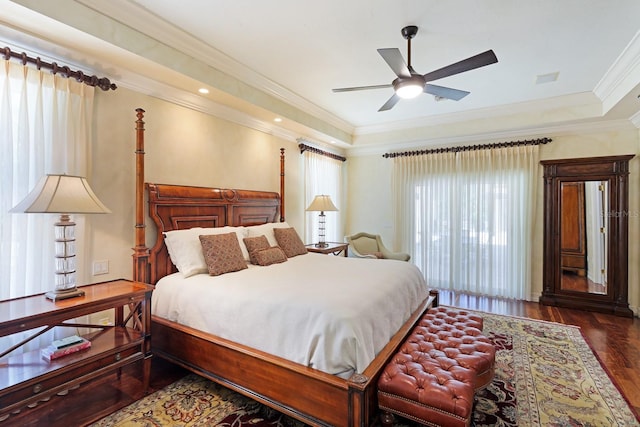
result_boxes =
[144,184,280,284]
[132,108,285,285]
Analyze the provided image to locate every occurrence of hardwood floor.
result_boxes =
[6,292,640,426]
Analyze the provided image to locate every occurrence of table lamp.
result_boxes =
[10,174,111,301]
[306,195,338,248]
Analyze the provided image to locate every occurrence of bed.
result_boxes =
[131,108,436,426]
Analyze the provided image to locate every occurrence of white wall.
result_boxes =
[346,128,640,312]
[81,87,303,285]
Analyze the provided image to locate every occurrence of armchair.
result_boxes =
[345,232,410,261]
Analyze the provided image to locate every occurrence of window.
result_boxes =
[393,145,539,299]
[302,148,344,245]
[0,60,94,353]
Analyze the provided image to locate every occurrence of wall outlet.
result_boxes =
[92,260,109,275]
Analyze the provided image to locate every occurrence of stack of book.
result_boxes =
[41,335,91,362]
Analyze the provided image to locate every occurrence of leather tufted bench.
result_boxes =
[378,307,496,427]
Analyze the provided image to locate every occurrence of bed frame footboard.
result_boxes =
[151,292,434,427]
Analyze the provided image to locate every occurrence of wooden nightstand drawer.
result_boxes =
[0,342,142,412]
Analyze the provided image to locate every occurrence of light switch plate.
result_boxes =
[92,260,109,275]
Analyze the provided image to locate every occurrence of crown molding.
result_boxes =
[353,92,600,136]
[594,30,640,113]
[9,1,639,150]
[114,72,302,145]
[75,0,354,136]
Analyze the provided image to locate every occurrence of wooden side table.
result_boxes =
[0,279,153,421]
[306,242,349,257]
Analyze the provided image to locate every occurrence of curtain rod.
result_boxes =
[2,46,117,91]
[299,143,346,162]
[382,137,552,158]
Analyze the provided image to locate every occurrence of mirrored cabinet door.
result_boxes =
[540,155,634,317]
[559,180,608,294]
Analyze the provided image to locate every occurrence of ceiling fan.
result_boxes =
[332,26,498,111]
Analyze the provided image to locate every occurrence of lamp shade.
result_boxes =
[10,174,111,301]
[10,174,111,214]
[306,195,338,212]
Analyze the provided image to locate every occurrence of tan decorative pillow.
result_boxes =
[199,232,248,276]
[274,227,308,258]
[372,251,385,259]
[243,235,271,265]
[253,246,288,266]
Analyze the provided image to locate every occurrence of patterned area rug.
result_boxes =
[91,312,639,426]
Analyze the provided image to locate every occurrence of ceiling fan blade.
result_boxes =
[422,49,498,82]
[424,84,470,101]
[332,83,392,93]
[377,48,411,78]
[378,93,400,112]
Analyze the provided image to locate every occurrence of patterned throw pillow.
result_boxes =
[243,235,271,265]
[253,246,288,266]
[199,232,248,276]
[273,227,308,258]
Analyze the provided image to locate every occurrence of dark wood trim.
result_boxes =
[145,183,280,285]
[132,108,149,284]
[382,137,551,158]
[2,46,117,91]
[280,147,286,222]
[540,155,634,317]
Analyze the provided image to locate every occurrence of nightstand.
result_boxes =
[306,242,349,257]
[0,279,153,421]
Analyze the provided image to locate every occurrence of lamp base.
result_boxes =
[45,287,85,301]
[315,242,329,248]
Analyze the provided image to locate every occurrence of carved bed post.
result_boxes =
[280,147,285,222]
[132,108,150,283]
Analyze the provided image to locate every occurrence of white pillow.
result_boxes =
[246,222,291,246]
[164,226,249,277]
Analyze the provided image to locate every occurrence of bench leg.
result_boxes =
[429,288,439,307]
[380,411,394,427]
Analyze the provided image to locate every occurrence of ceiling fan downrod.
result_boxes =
[401,25,418,70]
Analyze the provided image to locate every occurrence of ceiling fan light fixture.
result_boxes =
[394,77,424,99]
[332,26,498,111]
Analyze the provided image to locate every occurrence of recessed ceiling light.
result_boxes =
[535,72,559,85]
[274,117,282,122]
[198,88,209,94]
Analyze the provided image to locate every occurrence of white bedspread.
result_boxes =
[151,253,427,378]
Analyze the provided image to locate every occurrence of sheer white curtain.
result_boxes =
[393,145,539,300]
[303,150,343,245]
[0,61,94,352]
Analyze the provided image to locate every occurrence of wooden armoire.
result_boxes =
[560,182,586,276]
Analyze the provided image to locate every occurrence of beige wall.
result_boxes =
[346,128,640,313]
[81,87,303,285]
[79,85,639,314]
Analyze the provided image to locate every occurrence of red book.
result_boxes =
[41,338,91,362]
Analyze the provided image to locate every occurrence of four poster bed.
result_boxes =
[131,108,436,426]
